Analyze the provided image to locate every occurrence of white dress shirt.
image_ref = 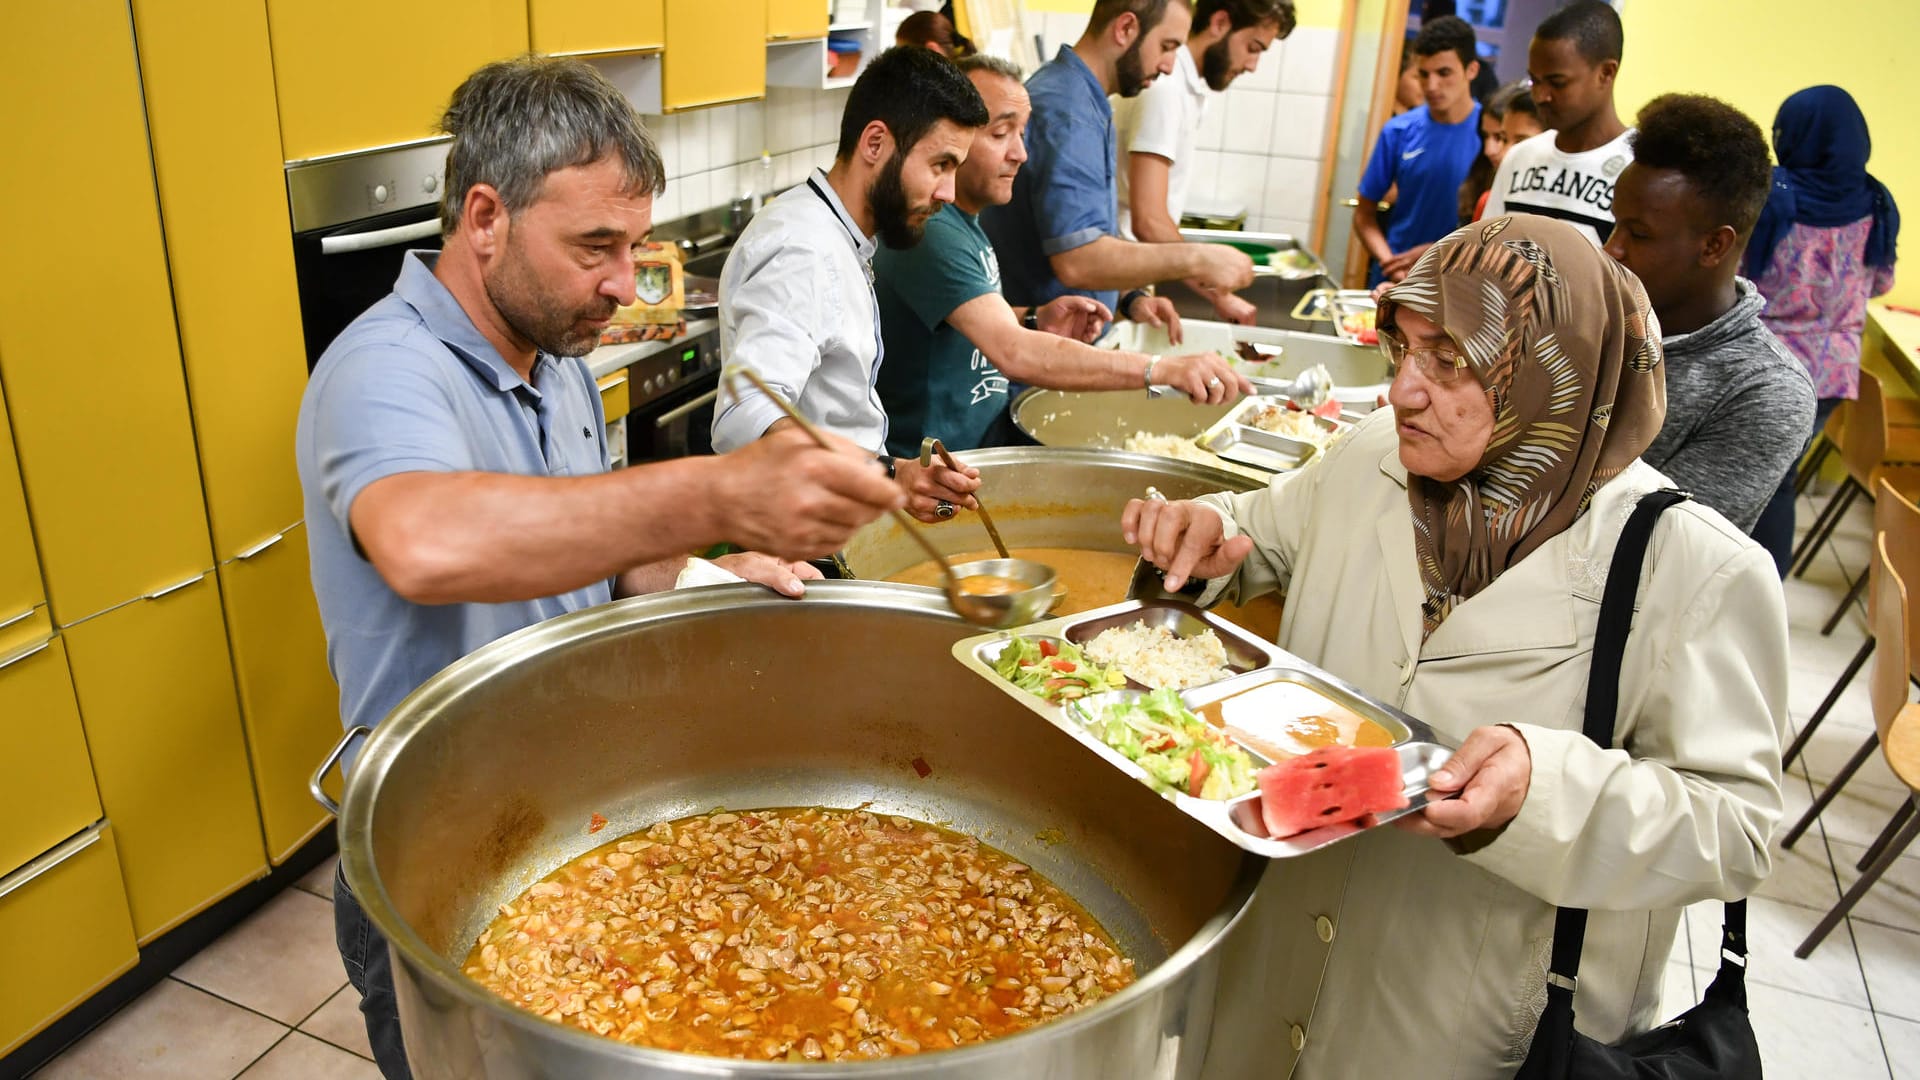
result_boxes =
[711,170,888,454]
[1114,45,1212,240]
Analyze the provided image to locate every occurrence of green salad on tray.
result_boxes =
[1074,688,1258,800]
[993,636,1126,702]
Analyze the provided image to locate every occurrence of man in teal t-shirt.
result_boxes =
[874,55,1247,457]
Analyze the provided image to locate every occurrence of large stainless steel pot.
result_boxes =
[842,447,1260,579]
[336,583,1266,1078]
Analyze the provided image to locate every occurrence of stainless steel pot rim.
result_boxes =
[893,439,1264,498]
[338,581,1265,1074]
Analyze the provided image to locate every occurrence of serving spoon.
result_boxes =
[719,366,1053,628]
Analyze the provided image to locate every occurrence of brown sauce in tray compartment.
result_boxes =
[463,807,1134,1062]
[1196,680,1395,760]
[888,547,1282,639]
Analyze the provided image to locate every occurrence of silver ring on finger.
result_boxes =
[1207,376,1223,388]
[935,500,956,519]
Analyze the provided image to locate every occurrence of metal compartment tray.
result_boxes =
[950,599,1455,858]
[1193,398,1346,474]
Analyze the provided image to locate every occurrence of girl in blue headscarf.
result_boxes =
[1745,86,1900,573]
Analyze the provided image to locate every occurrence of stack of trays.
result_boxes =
[1194,398,1349,474]
[951,599,1455,858]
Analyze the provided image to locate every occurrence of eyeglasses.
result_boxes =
[1378,329,1471,385]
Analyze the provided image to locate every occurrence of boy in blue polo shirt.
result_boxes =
[1353,16,1483,284]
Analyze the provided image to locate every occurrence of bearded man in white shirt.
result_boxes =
[1116,0,1296,325]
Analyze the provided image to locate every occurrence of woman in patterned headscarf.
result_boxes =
[1121,216,1788,1076]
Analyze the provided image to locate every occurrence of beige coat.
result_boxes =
[1193,410,1787,1079]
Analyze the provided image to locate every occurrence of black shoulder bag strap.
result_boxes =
[1539,489,1748,1025]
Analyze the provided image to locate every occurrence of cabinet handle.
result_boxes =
[310,725,373,818]
[667,92,763,113]
[0,823,103,901]
[770,32,790,39]
[598,375,630,393]
[0,606,34,631]
[234,532,286,561]
[144,572,207,600]
[0,633,52,672]
[320,218,443,256]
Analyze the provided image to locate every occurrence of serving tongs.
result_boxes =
[1145,359,1332,410]
[718,366,1052,628]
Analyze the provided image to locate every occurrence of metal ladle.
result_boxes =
[919,436,1010,559]
[719,366,1054,628]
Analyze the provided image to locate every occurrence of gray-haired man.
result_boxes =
[296,56,904,1077]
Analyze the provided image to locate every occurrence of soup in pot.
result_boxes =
[463,807,1135,1062]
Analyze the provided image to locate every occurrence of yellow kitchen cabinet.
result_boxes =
[0,1,217,624]
[0,826,139,1057]
[663,0,767,111]
[531,0,665,55]
[767,0,829,40]
[130,0,309,557]
[64,576,266,943]
[267,0,529,161]
[217,523,343,865]
[0,634,102,876]
[0,381,42,643]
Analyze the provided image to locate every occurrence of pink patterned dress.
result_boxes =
[1751,217,1898,399]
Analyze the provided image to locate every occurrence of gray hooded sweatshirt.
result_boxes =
[1642,277,1815,532]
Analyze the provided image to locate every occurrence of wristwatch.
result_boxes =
[1022,309,1039,331]
[876,455,896,479]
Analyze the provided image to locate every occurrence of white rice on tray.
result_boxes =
[1122,431,1268,482]
[1083,620,1234,690]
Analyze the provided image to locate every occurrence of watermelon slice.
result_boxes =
[1258,746,1410,838]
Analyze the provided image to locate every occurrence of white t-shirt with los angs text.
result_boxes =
[1483,128,1635,246]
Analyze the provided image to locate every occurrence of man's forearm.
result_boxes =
[1130,203,1185,245]
[995,333,1153,391]
[1050,235,1197,292]
[1353,202,1394,264]
[352,459,728,605]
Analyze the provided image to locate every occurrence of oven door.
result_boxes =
[291,205,442,369]
[628,367,722,464]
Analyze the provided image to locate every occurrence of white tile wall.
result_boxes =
[640,86,851,225]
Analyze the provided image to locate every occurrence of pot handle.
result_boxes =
[310,725,371,817]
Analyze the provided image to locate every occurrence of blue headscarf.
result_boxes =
[1743,86,1900,279]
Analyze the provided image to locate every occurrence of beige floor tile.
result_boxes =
[1782,773,1914,848]
[33,979,286,1080]
[298,985,374,1061]
[236,1032,382,1080]
[174,886,347,1025]
[1855,921,1920,1023]
[1877,1012,1920,1080]
[1690,896,1869,1008]
[296,854,339,900]
[1791,720,1905,795]
[1831,837,1920,933]
[1746,982,1889,1080]
[1758,833,1843,913]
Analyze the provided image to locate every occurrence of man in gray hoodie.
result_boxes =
[1604,92,1814,567]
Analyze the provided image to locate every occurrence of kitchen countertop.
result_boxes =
[584,315,719,380]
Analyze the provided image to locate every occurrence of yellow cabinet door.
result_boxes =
[0,826,139,1057]
[130,0,309,558]
[531,0,665,55]
[218,523,343,864]
[767,0,828,40]
[0,1,216,624]
[0,634,102,875]
[597,370,632,424]
[663,0,767,111]
[64,576,267,942]
[267,0,529,161]
[0,381,42,638]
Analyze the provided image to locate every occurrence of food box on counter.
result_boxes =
[1193,397,1349,474]
[951,598,1455,858]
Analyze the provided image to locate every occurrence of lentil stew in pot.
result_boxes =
[463,807,1136,1062]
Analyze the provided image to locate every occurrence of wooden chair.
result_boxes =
[1790,371,1920,635]
[1786,530,1920,956]
[1783,471,1920,769]
[1796,393,1920,496]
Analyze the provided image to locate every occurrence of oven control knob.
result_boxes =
[666,368,679,383]
[422,175,439,194]
[642,377,657,394]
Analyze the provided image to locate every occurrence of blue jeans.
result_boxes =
[333,862,414,1079]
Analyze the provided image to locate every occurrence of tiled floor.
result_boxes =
[26,489,1920,1078]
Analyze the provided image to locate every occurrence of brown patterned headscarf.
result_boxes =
[1379,215,1665,639]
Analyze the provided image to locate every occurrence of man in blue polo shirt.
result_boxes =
[295,57,903,1080]
[981,0,1252,329]
[1352,15,1483,283]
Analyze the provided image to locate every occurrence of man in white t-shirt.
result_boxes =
[1484,0,1631,246]
[1116,0,1295,323]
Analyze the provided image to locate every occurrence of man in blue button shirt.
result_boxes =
[295,57,905,1079]
[981,0,1254,331]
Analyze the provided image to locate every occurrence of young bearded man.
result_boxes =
[1603,93,1814,553]
[1352,15,1482,284]
[874,55,1253,456]
[980,0,1254,330]
[1116,0,1297,324]
[1485,0,1632,245]
[712,47,987,521]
